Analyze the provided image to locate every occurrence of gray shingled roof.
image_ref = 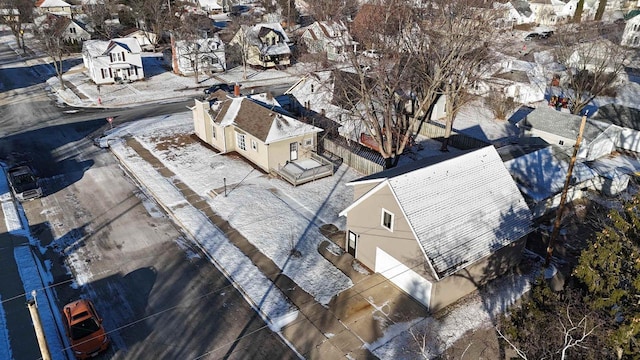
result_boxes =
[349,146,532,279]
[521,107,612,143]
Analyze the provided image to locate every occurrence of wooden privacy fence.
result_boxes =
[318,121,488,176]
[322,137,384,175]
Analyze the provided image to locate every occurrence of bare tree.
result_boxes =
[82,0,120,40]
[227,18,256,80]
[306,0,358,22]
[594,0,607,21]
[172,13,217,84]
[553,38,628,115]
[128,0,174,49]
[484,92,518,121]
[32,15,71,90]
[498,305,600,360]
[0,0,33,53]
[409,0,498,152]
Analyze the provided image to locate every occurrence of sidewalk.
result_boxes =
[117,137,430,359]
[0,179,68,360]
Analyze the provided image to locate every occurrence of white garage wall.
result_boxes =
[375,248,432,309]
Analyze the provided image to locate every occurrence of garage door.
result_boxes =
[375,248,432,309]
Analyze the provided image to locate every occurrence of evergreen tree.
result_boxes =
[573,195,640,358]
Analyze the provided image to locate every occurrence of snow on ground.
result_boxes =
[14,246,68,360]
[108,135,298,324]
[97,113,543,358]
[102,112,355,305]
[371,258,539,359]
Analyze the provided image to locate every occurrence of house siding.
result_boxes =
[429,238,526,312]
[267,134,317,171]
[344,184,428,279]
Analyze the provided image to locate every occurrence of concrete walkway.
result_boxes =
[120,137,430,359]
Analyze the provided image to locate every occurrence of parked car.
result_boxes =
[540,30,554,39]
[524,33,541,41]
[204,83,233,95]
[6,165,42,201]
[362,49,382,59]
[62,299,110,359]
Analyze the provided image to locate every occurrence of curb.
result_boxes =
[108,146,304,359]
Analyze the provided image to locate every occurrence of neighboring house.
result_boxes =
[502,145,600,218]
[300,21,358,62]
[622,13,640,47]
[62,17,91,43]
[120,28,158,51]
[198,0,223,13]
[230,23,291,68]
[35,14,91,44]
[493,1,535,26]
[0,8,19,23]
[192,94,333,185]
[471,57,547,106]
[508,104,640,215]
[284,70,369,142]
[82,38,144,85]
[35,0,72,17]
[339,146,533,312]
[517,106,616,160]
[568,39,627,73]
[166,35,226,75]
[529,0,559,25]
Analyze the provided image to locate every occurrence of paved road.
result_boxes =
[0,34,296,359]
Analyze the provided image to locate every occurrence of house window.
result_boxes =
[559,140,564,145]
[70,27,76,34]
[303,138,312,147]
[381,209,394,231]
[211,125,216,139]
[236,133,246,150]
[251,139,258,151]
[101,68,106,79]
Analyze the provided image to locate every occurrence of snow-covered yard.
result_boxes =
[97,112,541,359]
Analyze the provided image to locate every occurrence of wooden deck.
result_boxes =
[273,154,334,186]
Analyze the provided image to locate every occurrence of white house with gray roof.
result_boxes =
[230,23,291,69]
[82,38,144,85]
[339,146,532,311]
[301,21,358,62]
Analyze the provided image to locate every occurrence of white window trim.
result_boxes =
[381,208,394,232]
[236,132,246,150]
[251,139,258,151]
[303,138,313,147]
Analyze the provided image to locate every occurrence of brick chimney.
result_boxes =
[234,83,241,96]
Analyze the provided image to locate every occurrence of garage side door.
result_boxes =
[375,248,432,309]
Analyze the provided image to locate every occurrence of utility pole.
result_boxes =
[545,113,588,267]
[27,290,51,360]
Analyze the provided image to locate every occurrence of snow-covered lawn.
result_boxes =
[99,113,543,359]
[103,113,357,307]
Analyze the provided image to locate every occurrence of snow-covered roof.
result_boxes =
[245,23,291,56]
[36,0,71,7]
[212,97,322,144]
[303,21,357,47]
[504,145,598,201]
[520,107,612,143]
[198,0,222,10]
[83,38,142,57]
[342,146,532,279]
[174,36,224,55]
[106,38,142,54]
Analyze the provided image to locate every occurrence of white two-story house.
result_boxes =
[82,38,144,85]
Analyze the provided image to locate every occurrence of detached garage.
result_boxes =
[339,146,533,312]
